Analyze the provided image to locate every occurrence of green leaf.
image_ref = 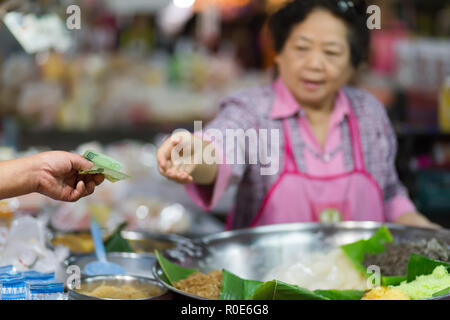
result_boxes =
[249,280,328,300]
[340,226,393,276]
[103,222,134,253]
[219,270,364,300]
[432,286,450,298]
[219,269,264,300]
[381,276,407,286]
[313,289,364,300]
[155,250,198,285]
[406,253,450,282]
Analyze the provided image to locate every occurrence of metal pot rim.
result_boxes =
[198,221,450,244]
[63,251,157,268]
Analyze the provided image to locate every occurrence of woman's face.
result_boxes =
[275,9,355,108]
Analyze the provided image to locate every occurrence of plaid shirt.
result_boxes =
[185,82,416,229]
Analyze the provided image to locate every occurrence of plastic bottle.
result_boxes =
[28,282,65,300]
[0,274,26,300]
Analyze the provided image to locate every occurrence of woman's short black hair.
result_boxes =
[269,0,370,68]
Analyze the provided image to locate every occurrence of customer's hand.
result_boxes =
[34,151,105,202]
[394,212,441,229]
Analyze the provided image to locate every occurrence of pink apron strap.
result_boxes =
[347,111,366,172]
[282,119,300,173]
[283,109,365,173]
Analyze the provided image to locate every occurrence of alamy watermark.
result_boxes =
[63,4,382,31]
[66,5,81,30]
[170,121,280,176]
[66,265,81,290]
[367,5,381,30]
[366,265,381,289]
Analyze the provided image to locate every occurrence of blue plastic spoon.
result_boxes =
[84,219,126,276]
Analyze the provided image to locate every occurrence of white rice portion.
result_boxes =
[263,248,368,291]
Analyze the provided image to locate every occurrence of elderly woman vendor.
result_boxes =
[157,0,439,229]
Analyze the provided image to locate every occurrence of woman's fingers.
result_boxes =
[157,137,181,171]
[427,222,442,230]
[157,133,196,184]
[166,168,193,184]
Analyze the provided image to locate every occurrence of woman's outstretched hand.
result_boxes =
[157,132,218,185]
[157,132,197,184]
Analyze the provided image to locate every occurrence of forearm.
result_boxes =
[191,162,219,185]
[0,156,41,199]
[191,135,219,185]
[394,211,441,229]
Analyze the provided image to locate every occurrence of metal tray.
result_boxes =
[152,222,450,300]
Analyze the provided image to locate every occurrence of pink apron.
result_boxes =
[227,109,385,229]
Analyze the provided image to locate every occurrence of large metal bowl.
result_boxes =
[68,275,171,300]
[152,222,450,300]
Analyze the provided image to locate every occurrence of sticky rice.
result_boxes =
[264,249,368,291]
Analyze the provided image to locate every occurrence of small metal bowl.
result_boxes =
[64,252,157,279]
[68,275,170,300]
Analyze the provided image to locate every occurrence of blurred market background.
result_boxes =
[0,0,449,236]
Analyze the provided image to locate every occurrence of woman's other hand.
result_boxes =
[394,212,442,229]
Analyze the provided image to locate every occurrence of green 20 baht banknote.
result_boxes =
[79,150,131,182]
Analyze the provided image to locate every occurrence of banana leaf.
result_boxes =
[314,289,364,300]
[249,280,328,300]
[432,287,450,298]
[219,269,263,300]
[220,270,364,300]
[406,253,450,282]
[381,276,407,286]
[340,226,393,276]
[155,250,198,285]
[103,222,134,253]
